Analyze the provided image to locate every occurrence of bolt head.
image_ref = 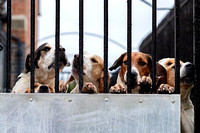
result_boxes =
[68,99,72,102]
[29,98,33,102]
[105,98,108,102]
[139,100,143,103]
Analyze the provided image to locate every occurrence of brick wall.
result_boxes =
[12,0,39,54]
[4,0,39,90]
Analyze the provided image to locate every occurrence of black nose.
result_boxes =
[59,47,65,51]
[131,71,137,77]
[74,54,79,59]
[38,85,49,93]
[185,63,194,70]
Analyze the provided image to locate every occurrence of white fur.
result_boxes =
[180,62,191,78]
[83,51,94,82]
[42,44,55,71]
[158,58,170,68]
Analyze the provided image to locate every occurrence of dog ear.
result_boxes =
[150,62,167,90]
[25,52,40,73]
[109,52,127,71]
[156,62,167,85]
[25,54,31,73]
[98,72,110,93]
[156,62,167,77]
[66,75,75,84]
[146,54,152,72]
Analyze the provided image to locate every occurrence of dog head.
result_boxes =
[24,83,54,93]
[25,43,70,74]
[158,58,194,92]
[109,52,152,89]
[71,51,109,92]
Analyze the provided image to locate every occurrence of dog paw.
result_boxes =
[157,84,175,94]
[81,82,97,93]
[138,76,152,94]
[109,84,127,94]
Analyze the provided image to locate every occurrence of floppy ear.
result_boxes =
[66,75,75,84]
[25,54,31,73]
[98,72,110,93]
[25,52,40,73]
[146,54,152,72]
[109,52,127,71]
[156,62,167,85]
[156,62,167,77]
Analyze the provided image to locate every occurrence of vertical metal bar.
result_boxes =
[127,0,132,93]
[193,0,200,132]
[104,0,108,93]
[30,0,35,93]
[6,0,11,92]
[79,0,84,91]
[152,0,157,93]
[55,0,60,93]
[174,0,180,94]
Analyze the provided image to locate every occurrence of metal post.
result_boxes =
[55,0,60,93]
[104,0,108,93]
[30,0,35,93]
[193,0,200,132]
[6,0,11,92]
[127,0,132,93]
[174,0,180,94]
[79,0,84,91]
[152,0,157,93]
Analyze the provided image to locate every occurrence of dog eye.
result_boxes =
[43,47,51,51]
[91,58,98,63]
[123,61,127,65]
[167,62,172,66]
[138,61,146,66]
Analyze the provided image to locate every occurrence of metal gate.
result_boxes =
[0,0,200,133]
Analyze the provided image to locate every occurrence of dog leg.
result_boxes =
[81,82,97,93]
[138,76,152,94]
[59,80,69,93]
[109,84,127,93]
[157,84,175,94]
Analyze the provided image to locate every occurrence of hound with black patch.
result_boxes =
[12,43,70,93]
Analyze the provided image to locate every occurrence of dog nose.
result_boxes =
[131,71,138,77]
[185,63,194,70]
[59,47,65,51]
[74,54,79,59]
[38,85,49,93]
